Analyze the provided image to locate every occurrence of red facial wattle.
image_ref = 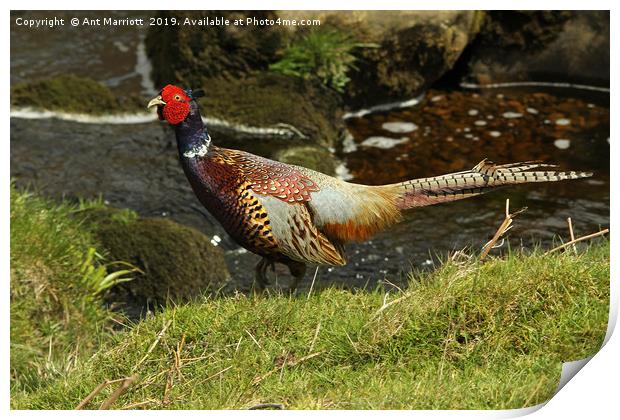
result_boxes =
[162,101,190,125]
[160,84,191,125]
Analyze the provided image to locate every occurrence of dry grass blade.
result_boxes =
[99,374,139,409]
[251,351,324,386]
[307,266,320,299]
[545,229,609,255]
[205,365,233,382]
[567,217,577,253]
[120,399,159,410]
[136,319,172,368]
[480,199,527,260]
[371,294,409,320]
[308,321,321,355]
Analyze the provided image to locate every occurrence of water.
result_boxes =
[10,15,609,291]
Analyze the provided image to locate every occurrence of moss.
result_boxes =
[275,145,338,175]
[10,75,143,114]
[82,209,231,313]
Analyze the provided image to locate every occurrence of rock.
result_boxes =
[81,208,231,315]
[199,72,344,151]
[460,11,609,86]
[346,12,483,108]
[10,75,143,114]
[145,11,288,86]
[276,11,483,108]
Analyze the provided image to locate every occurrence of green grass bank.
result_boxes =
[11,186,609,410]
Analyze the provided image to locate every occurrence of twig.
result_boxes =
[136,319,172,368]
[99,374,139,409]
[75,380,109,409]
[480,199,527,260]
[75,377,132,409]
[545,229,609,255]
[567,217,577,253]
[248,403,285,410]
[175,333,186,381]
[307,266,319,299]
[162,369,173,406]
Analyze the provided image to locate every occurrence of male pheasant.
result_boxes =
[148,84,591,290]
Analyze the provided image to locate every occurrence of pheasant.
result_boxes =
[148,84,592,290]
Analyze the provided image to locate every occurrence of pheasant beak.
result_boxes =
[147,95,166,109]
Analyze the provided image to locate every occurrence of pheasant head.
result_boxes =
[147,84,204,125]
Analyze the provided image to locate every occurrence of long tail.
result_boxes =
[386,159,592,210]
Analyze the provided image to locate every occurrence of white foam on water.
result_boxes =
[474,120,487,126]
[381,121,418,133]
[335,162,354,181]
[10,107,307,140]
[489,131,502,138]
[10,107,157,124]
[135,35,157,96]
[360,136,409,149]
[341,131,358,154]
[554,139,571,149]
[526,107,539,114]
[461,80,610,93]
[343,95,423,119]
[467,109,479,116]
[113,40,130,53]
[502,111,523,119]
[555,118,571,126]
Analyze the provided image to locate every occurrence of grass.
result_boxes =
[11,235,609,409]
[270,29,376,92]
[10,186,134,395]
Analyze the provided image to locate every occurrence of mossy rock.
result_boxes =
[200,72,344,149]
[274,145,338,176]
[477,11,575,52]
[146,11,289,86]
[344,14,481,108]
[10,75,143,115]
[459,11,609,85]
[81,209,231,313]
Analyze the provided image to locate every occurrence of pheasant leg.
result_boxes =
[254,258,269,291]
[254,258,272,291]
[285,260,307,292]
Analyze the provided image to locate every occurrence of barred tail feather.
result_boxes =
[391,159,592,210]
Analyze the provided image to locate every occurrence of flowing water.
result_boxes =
[10,14,610,291]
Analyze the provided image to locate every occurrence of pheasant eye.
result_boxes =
[174,94,181,101]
